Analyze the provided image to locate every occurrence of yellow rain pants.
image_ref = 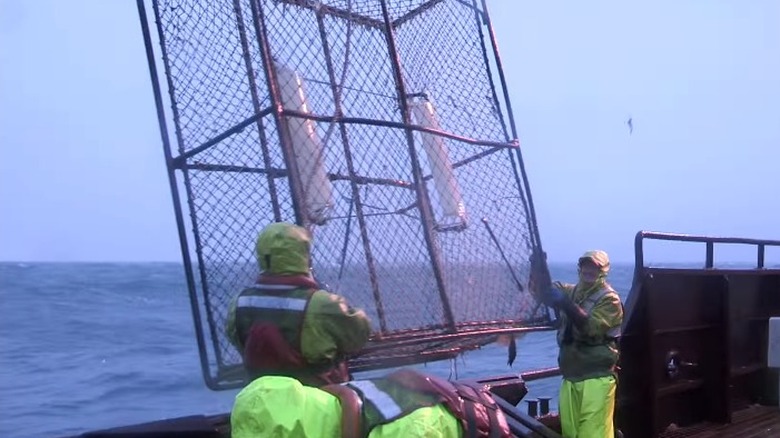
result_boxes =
[231,376,462,438]
[559,376,616,438]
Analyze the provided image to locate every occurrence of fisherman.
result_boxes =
[225,221,371,386]
[230,368,512,438]
[539,250,623,438]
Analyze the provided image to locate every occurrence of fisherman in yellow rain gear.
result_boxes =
[227,223,512,437]
[540,250,623,438]
[225,222,371,386]
[231,368,512,438]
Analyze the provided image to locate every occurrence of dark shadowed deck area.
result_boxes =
[658,405,780,438]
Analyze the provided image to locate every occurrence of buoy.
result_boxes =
[409,97,467,231]
[274,62,334,225]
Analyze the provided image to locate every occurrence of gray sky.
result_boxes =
[1,1,778,264]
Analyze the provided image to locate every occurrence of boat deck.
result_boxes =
[658,405,780,438]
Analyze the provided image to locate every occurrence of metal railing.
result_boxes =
[634,231,780,270]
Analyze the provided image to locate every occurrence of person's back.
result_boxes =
[226,222,371,386]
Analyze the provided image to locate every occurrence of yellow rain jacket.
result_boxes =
[230,376,463,438]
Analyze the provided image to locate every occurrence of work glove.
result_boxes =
[541,286,588,328]
[541,287,566,307]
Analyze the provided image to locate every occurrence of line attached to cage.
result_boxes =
[482,217,525,292]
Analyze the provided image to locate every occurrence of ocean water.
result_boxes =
[0,262,633,438]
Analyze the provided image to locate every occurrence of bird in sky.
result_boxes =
[626,117,634,135]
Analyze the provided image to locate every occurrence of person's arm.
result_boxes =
[552,281,575,296]
[225,295,240,348]
[542,282,588,327]
[306,291,371,356]
[583,293,623,339]
[319,292,372,353]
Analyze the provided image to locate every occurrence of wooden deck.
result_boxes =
[658,405,780,438]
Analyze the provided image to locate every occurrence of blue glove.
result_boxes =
[544,287,567,307]
[539,286,588,328]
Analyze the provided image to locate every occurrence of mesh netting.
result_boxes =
[144,0,553,389]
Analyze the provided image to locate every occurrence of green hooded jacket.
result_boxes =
[225,284,371,367]
[555,280,623,381]
[225,222,371,382]
[554,250,623,381]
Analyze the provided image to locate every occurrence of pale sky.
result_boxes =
[1,1,778,264]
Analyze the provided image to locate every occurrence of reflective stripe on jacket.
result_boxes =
[231,375,463,438]
[235,284,312,350]
[235,284,314,381]
[323,369,511,438]
[225,276,372,385]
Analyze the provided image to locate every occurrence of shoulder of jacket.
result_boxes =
[307,289,344,308]
[583,284,616,301]
[604,283,620,297]
[595,285,622,305]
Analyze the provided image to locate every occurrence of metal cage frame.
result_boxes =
[137,0,553,390]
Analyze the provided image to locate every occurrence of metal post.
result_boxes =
[538,397,551,415]
[247,0,307,226]
[232,0,282,221]
[378,0,456,331]
[635,232,646,269]
[480,0,544,251]
[526,399,539,417]
[315,10,387,332]
[470,0,534,244]
[137,0,218,388]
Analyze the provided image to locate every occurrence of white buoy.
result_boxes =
[273,62,334,225]
[409,97,467,231]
